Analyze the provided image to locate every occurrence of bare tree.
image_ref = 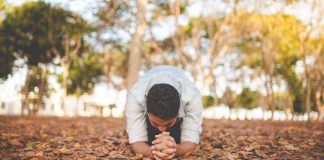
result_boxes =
[126,0,147,89]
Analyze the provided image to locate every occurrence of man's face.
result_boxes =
[147,113,177,132]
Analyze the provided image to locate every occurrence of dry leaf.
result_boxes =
[9,139,23,147]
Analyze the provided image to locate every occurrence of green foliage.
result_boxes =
[0,0,4,24]
[0,50,15,80]
[0,0,11,24]
[237,12,304,69]
[236,12,307,113]
[276,61,304,113]
[0,0,3,10]
[60,51,103,97]
[0,1,92,67]
[0,1,71,66]
[108,49,128,78]
[274,92,293,111]
[202,95,214,109]
[237,88,260,110]
[0,0,14,80]
[0,1,93,93]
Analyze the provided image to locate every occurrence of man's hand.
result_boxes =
[151,132,177,160]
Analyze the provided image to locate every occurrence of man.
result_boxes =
[126,65,203,159]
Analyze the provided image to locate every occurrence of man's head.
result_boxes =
[146,83,180,131]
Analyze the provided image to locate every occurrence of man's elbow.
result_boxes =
[130,141,152,157]
[177,141,198,156]
[130,142,142,152]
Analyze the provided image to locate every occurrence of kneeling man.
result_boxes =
[126,65,203,159]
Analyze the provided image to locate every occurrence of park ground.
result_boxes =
[0,116,323,160]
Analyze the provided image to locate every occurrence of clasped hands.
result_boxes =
[151,132,177,160]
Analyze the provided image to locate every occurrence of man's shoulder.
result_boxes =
[129,65,200,105]
[146,65,185,75]
[128,81,147,105]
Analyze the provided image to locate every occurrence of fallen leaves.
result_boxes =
[0,117,323,159]
[9,139,24,147]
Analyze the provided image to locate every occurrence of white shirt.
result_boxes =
[126,65,203,144]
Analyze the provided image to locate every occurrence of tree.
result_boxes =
[221,87,237,119]
[103,46,128,90]
[96,0,131,91]
[237,87,262,119]
[236,12,305,120]
[0,1,69,115]
[144,0,239,98]
[274,91,293,120]
[0,1,91,115]
[24,66,50,115]
[66,53,103,97]
[237,87,260,110]
[276,57,304,115]
[55,12,93,114]
[58,48,103,114]
[297,0,324,121]
[126,0,147,89]
[311,36,324,121]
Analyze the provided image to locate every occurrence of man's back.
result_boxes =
[129,65,199,110]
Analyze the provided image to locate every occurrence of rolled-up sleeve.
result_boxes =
[126,92,148,144]
[181,93,203,144]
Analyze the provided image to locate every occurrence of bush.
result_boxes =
[202,95,214,109]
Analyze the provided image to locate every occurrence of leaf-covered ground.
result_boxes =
[0,116,323,160]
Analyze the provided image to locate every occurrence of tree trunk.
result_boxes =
[75,96,80,116]
[126,0,147,90]
[315,78,323,121]
[284,108,289,121]
[109,105,115,118]
[261,38,275,120]
[21,66,32,116]
[36,66,47,115]
[302,49,311,121]
[229,108,232,120]
[60,34,82,115]
[269,73,275,120]
[61,62,69,115]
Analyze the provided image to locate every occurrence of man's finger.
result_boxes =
[152,138,162,145]
[162,148,176,155]
[151,144,168,151]
[152,150,169,158]
[155,134,163,139]
[162,132,170,135]
[153,138,177,148]
[155,132,169,138]
[165,141,177,148]
[163,135,175,143]
[164,153,176,160]
[158,135,175,142]
[153,155,162,160]
[153,137,175,146]
[165,135,175,142]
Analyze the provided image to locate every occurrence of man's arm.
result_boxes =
[176,141,197,156]
[126,92,149,150]
[131,141,153,157]
[180,93,203,144]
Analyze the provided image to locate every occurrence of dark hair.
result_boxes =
[146,83,180,120]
